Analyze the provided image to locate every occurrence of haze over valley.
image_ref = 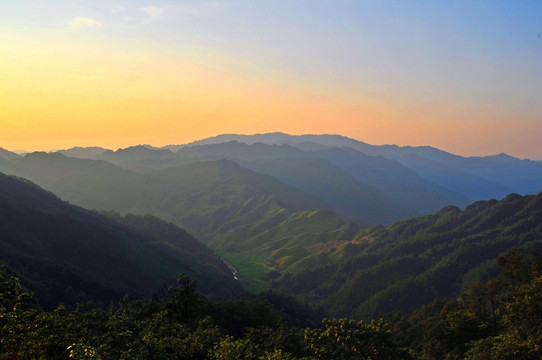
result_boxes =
[2,132,542,297]
[2,132,542,358]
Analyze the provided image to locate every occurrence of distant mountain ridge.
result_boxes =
[56,146,108,159]
[178,132,542,200]
[10,132,541,194]
[0,147,20,160]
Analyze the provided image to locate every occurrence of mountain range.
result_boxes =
[44,132,542,205]
[1,133,541,313]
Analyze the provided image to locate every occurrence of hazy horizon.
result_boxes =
[2,131,541,161]
[2,1,541,159]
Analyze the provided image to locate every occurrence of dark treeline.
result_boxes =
[384,247,542,359]
[2,248,541,360]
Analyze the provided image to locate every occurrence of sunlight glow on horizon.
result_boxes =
[1,1,541,159]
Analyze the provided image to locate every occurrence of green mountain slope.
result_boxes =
[275,192,542,319]
[0,172,241,308]
[155,159,330,237]
[168,141,470,220]
[9,152,160,214]
[1,154,350,286]
[170,141,459,222]
[243,156,418,224]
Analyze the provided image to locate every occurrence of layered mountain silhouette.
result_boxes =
[0,147,20,160]
[182,132,542,201]
[35,133,542,215]
[2,132,542,310]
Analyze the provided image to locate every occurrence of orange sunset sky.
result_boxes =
[1,1,541,159]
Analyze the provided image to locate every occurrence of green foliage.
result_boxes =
[277,192,542,319]
[67,343,101,359]
[0,268,322,360]
[0,265,39,360]
[210,336,261,360]
[304,318,411,360]
[2,249,542,360]
[384,248,542,360]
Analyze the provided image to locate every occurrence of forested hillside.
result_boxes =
[2,248,541,359]
[0,154,358,289]
[1,133,541,320]
[0,172,240,308]
[275,192,542,319]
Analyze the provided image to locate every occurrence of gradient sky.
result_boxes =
[1,1,541,159]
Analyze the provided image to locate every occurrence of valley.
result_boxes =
[1,132,542,359]
[1,132,541,302]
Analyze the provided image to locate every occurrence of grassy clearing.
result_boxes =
[216,251,276,293]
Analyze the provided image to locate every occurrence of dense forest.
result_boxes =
[275,191,542,319]
[1,247,541,359]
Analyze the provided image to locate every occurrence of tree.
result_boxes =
[0,266,39,359]
[305,318,411,360]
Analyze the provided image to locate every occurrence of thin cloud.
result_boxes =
[139,2,224,23]
[176,1,225,16]
[109,5,124,14]
[141,6,165,20]
[69,16,102,30]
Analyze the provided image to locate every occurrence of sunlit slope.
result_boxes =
[155,160,335,247]
[242,156,418,224]
[275,192,542,319]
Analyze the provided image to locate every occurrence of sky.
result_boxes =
[1,1,541,159]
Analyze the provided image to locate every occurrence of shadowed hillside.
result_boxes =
[0,172,241,309]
